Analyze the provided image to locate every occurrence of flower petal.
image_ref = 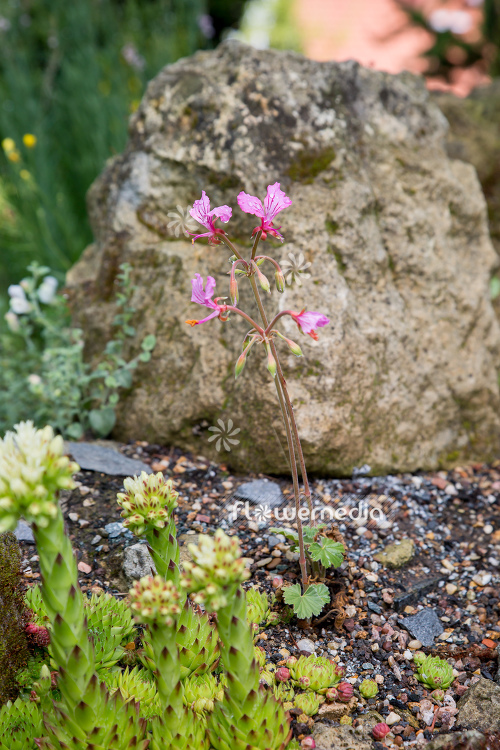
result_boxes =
[190,273,207,305]
[189,191,212,229]
[237,191,265,218]
[263,183,292,222]
[209,205,232,223]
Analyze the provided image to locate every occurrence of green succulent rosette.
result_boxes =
[0,697,43,750]
[416,655,454,689]
[288,655,343,693]
[294,691,322,716]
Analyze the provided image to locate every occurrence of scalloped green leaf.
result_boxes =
[308,539,345,568]
[283,583,330,619]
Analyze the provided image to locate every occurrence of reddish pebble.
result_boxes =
[195,514,210,523]
[482,638,496,649]
[77,561,92,574]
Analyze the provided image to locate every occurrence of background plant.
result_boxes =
[391,0,500,81]
[0,0,211,291]
[0,262,156,437]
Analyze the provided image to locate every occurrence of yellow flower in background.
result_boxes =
[2,137,15,153]
[7,151,21,163]
[20,169,31,181]
[23,133,37,148]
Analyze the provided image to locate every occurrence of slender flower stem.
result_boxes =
[247,272,308,587]
[270,339,313,518]
[223,305,264,335]
[264,309,294,335]
[220,231,313,580]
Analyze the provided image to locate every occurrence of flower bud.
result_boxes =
[301,738,316,749]
[266,344,277,378]
[337,682,354,702]
[255,266,270,293]
[275,667,290,683]
[326,687,338,702]
[286,656,298,667]
[229,265,239,305]
[299,676,310,687]
[372,723,390,740]
[272,576,283,588]
[274,269,285,293]
[235,350,248,379]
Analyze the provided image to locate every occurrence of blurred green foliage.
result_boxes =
[0,261,156,438]
[0,0,208,290]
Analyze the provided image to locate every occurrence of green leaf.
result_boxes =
[108,393,120,405]
[283,583,330,619]
[124,325,136,337]
[308,539,345,569]
[269,527,298,544]
[65,422,84,440]
[89,407,116,437]
[139,351,151,363]
[104,375,118,388]
[141,334,157,351]
[113,369,132,388]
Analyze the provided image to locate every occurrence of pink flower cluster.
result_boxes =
[186,182,330,341]
[189,182,292,244]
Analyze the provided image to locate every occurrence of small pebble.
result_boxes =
[408,640,422,650]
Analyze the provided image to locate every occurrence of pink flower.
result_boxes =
[237,182,292,241]
[185,273,227,327]
[189,191,232,244]
[291,310,329,340]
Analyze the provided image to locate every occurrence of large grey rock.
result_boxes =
[424,731,486,750]
[457,678,500,732]
[67,442,152,476]
[234,479,283,508]
[68,41,500,474]
[313,712,383,750]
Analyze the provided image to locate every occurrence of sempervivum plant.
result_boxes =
[359,679,378,699]
[130,575,208,750]
[294,692,322,717]
[182,530,291,750]
[140,598,220,679]
[288,655,343,694]
[86,592,135,672]
[0,697,43,750]
[416,655,454,690]
[103,666,160,719]
[117,471,180,582]
[183,673,222,714]
[246,588,269,629]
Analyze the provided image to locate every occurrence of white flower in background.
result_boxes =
[207,419,241,452]
[167,205,198,237]
[37,275,58,304]
[121,43,146,72]
[280,252,312,287]
[27,374,42,387]
[429,8,473,34]
[198,14,215,39]
[8,284,32,314]
[4,311,20,332]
